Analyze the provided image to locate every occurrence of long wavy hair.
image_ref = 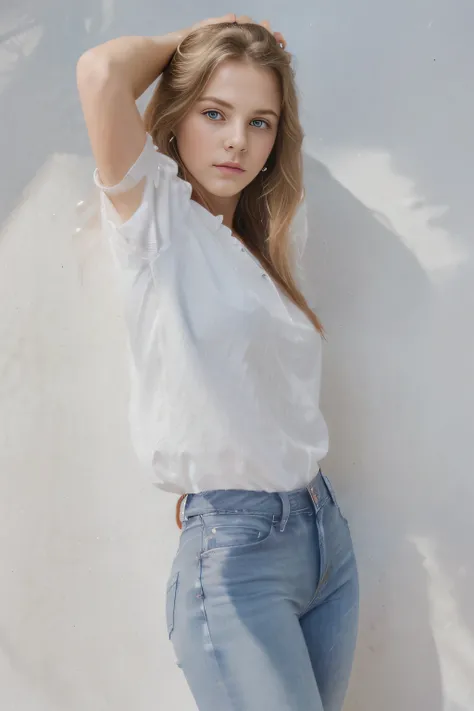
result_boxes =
[144,22,325,337]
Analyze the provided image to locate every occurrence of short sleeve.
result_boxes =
[94,133,192,271]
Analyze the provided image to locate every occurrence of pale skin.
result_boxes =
[76,14,287,232]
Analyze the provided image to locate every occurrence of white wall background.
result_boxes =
[1,2,473,709]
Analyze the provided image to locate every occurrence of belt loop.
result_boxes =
[322,473,338,508]
[278,493,290,533]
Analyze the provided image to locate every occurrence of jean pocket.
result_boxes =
[201,513,275,555]
[166,572,179,639]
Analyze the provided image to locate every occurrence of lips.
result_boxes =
[215,164,244,174]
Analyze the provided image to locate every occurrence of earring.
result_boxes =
[261,166,268,172]
[169,135,175,143]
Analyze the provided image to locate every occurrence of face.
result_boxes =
[174,60,281,213]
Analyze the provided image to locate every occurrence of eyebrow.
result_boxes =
[198,96,280,120]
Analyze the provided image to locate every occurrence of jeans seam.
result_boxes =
[300,569,328,618]
[299,507,329,617]
[197,519,237,711]
[199,510,274,520]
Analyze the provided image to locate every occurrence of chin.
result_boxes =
[204,181,244,198]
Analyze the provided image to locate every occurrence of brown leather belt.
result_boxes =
[176,494,186,529]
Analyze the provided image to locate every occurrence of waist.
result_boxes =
[177,468,335,528]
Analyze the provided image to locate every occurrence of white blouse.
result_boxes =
[94,134,329,494]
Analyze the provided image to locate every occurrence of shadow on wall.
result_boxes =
[302,151,474,711]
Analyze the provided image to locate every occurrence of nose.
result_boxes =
[225,122,248,152]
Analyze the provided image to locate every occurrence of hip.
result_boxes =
[169,469,358,612]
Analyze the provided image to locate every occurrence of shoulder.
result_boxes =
[95,134,193,229]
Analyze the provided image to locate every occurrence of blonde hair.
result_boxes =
[144,22,325,337]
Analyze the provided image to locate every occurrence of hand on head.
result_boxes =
[189,14,287,50]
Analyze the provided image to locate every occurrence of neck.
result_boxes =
[192,186,240,231]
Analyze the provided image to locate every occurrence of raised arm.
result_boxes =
[76,31,186,221]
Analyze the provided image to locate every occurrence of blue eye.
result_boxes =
[251,119,269,129]
[203,111,270,129]
[204,110,222,121]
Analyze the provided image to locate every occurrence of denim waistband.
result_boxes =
[179,469,336,533]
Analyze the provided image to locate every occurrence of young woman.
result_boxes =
[77,13,359,711]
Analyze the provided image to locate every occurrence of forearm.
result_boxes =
[78,31,189,99]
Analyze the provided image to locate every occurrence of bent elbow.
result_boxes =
[76,49,114,94]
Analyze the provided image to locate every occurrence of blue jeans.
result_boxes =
[166,469,359,711]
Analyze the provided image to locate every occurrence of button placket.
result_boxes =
[234,240,267,277]
[230,232,297,320]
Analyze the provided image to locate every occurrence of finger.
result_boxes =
[274,32,287,48]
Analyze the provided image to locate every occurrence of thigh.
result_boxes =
[167,514,324,711]
[300,503,359,711]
